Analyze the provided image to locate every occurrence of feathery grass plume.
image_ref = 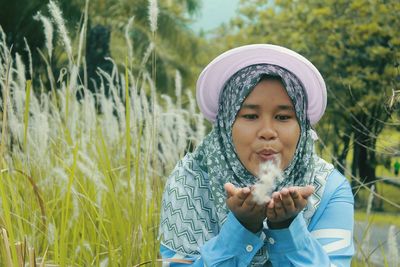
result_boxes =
[76,159,107,207]
[97,67,125,130]
[33,12,53,60]
[186,90,196,116]
[76,0,89,67]
[148,0,159,33]
[389,89,400,109]
[142,114,152,156]
[46,222,56,245]
[100,258,109,267]
[129,74,139,136]
[39,167,69,196]
[1,45,12,159]
[366,184,375,218]
[74,241,93,258]
[23,80,32,151]
[48,1,73,66]
[15,53,26,93]
[13,54,27,121]
[69,65,79,93]
[140,86,150,126]
[252,159,284,205]
[176,113,188,155]
[362,184,376,254]
[175,70,182,109]
[30,113,50,164]
[159,95,174,137]
[70,187,80,223]
[185,90,205,146]
[23,38,33,79]
[196,113,205,145]
[8,103,23,146]
[387,225,399,266]
[141,42,154,67]
[125,16,135,62]
[98,83,119,143]
[81,89,96,135]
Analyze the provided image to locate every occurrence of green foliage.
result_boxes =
[355,210,400,228]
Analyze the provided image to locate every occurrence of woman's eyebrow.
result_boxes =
[241,104,295,111]
[277,105,295,111]
[241,104,259,109]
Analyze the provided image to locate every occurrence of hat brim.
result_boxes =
[196,44,327,125]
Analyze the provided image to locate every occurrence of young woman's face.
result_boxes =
[232,79,300,176]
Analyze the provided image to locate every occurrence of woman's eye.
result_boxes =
[242,114,258,120]
[276,114,291,121]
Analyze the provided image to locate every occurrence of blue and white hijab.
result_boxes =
[159,64,334,265]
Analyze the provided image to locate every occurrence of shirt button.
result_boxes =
[246,245,253,252]
[268,237,275,245]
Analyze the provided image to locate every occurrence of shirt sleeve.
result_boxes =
[160,212,264,267]
[264,173,354,267]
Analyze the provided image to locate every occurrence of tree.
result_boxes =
[0,0,83,79]
[218,0,400,205]
[0,0,205,95]
[86,0,204,94]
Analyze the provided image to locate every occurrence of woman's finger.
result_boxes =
[266,199,277,220]
[224,183,236,197]
[242,191,257,210]
[237,187,251,200]
[272,192,286,218]
[291,185,314,199]
[289,187,308,209]
[280,188,296,213]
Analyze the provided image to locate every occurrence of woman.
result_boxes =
[159,44,354,266]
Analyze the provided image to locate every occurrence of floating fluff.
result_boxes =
[252,160,284,205]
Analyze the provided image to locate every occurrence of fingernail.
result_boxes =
[243,187,250,194]
[281,188,289,195]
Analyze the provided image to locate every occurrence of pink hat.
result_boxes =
[196,44,327,125]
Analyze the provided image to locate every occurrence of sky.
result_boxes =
[190,0,241,32]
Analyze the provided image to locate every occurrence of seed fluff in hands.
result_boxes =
[252,160,284,205]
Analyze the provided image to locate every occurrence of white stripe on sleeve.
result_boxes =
[311,229,351,253]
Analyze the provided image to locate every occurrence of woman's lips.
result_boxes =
[257,149,278,161]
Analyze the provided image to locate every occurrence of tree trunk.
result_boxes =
[337,133,351,174]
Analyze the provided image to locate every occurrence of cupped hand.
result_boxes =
[224,182,266,233]
[266,185,314,229]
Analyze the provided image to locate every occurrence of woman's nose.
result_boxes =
[257,119,278,140]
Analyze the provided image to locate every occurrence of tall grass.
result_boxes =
[0,1,205,265]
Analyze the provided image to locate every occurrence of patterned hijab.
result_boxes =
[160,64,333,265]
[196,64,315,219]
